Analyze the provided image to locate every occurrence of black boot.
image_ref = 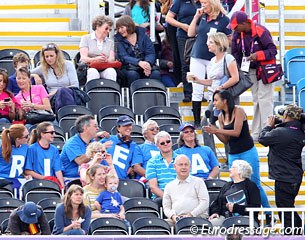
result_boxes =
[192,101,202,128]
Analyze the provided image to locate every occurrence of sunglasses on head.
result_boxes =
[43,43,56,51]
[159,139,171,146]
[0,68,8,73]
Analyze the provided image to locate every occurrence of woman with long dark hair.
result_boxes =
[53,184,91,235]
[204,90,272,224]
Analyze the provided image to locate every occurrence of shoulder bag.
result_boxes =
[22,87,56,124]
[221,55,253,97]
[183,0,198,65]
[258,60,283,84]
[89,60,122,71]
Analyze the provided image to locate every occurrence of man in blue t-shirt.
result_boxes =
[60,115,103,178]
[100,115,141,179]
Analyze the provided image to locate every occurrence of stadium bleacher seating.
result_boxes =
[175,217,213,235]
[90,217,129,235]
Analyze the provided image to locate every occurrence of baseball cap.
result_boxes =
[285,104,302,120]
[17,202,42,224]
[230,11,248,30]
[179,123,195,132]
[116,115,134,126]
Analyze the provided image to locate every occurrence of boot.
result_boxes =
[192,101,202,129]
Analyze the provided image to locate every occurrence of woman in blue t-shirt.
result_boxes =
[25,122,64,188]
[0,124,29,191]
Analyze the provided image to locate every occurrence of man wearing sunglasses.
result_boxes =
[146,131,177,199]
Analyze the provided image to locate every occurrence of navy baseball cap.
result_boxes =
[116,115,134,126]
[179,123,195,131]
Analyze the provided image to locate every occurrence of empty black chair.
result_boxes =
[118,180,146,198]
[132,217,171,235]
[111,124,145,144]
[144,106,181,125]
[0,49,30,76]
[0,218,9,234]
[90,217,129,235]
[22,179,62,203]
[33,50,71,67]
[175,217,213,235]
[0,180,14,198]
[52,140,65,153]
[98,105,135,132]
[130,79,169,116]
[205,179,227,205]
[0,198,24,225]
[221,216,259,232]
[48,218,55,232]
[0,123,12,135]
[84,78,122,115]
[124,198,160,225]
[159,123,181,144]
[64,178,82,193]
[37,197,61,221]
[57,105,93,134]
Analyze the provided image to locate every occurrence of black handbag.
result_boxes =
[184,37,196,65]
[25,110,56,124]
[76,62,88,86]
[223,55,253,97]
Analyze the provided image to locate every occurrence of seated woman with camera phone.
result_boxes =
[0,69,17,123]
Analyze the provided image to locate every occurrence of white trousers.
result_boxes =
[190,57,210,102]
[87,67,117,81]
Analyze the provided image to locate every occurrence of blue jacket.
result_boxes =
[115,26,156,66]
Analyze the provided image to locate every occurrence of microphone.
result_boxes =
[205,110,211,126]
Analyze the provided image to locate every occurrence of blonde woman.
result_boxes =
[187,0,231,127]
[79,141,116,185]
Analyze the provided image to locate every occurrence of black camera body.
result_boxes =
[274,107,305,130]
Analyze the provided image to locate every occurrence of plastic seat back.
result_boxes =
[130,79,169,116]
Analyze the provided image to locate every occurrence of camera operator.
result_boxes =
[258,104,305,232]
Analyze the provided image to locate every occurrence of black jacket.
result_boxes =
[258,121,305,183]
[209,179,261,222]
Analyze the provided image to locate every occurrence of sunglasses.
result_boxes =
[93,150,106,154]
[43,131,56,135]
[0,68,8,73]
[21,134,29,139]
[159,139,171,146]
[183,130,194,134]
[148,127,159,132]
[43,43,56,51]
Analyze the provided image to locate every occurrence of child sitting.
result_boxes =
[94,175,129,227]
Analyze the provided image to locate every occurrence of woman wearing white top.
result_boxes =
[192,32,239,154]
[79,15,117,82]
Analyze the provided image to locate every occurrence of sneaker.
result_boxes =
[182,96,191,102]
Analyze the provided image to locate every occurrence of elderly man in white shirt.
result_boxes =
[163,154,210,226]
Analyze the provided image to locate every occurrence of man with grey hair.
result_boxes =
[163,154,209,225]
[259,104,305,230]
[133,120,160,179]
[146,131,177,198]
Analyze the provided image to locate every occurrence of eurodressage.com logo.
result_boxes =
[189,224,303,237]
